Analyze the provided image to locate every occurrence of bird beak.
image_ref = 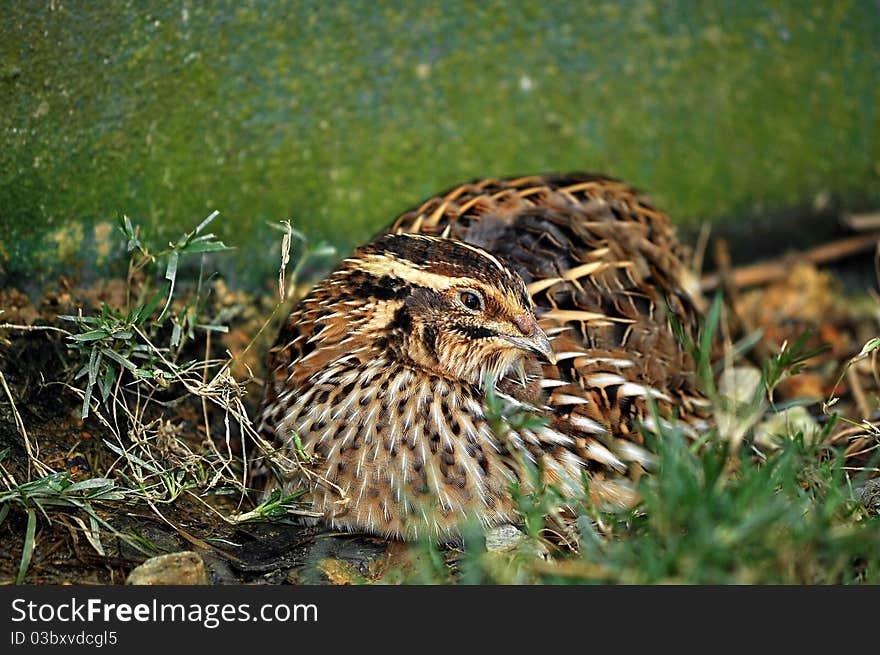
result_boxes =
[503,325,556,365]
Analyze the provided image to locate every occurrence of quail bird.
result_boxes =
[258,173,707,540]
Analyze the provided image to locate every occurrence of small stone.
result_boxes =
[484,524,527,553]
[718,366,762,405]
[856,478,880,515]
[754,406,819,450]
[717,365,764,445]
[483,524,550,566]
[126,551,209,585]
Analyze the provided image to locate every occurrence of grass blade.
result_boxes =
[195,210,220,235]
[71,328,110,342]
[16,508,37,585]
[157,250,179,322]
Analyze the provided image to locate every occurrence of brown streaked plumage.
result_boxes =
[258,173,708,540]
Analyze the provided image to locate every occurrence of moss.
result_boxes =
[1,1,878,286]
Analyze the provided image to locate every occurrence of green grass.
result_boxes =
[0,457,154,584]
[422,428,880,584]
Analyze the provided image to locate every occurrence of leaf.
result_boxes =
[165,249,179,283]
[699,293,723,370]
[100,347,138,371]
[69,514,105,556]
[86,483,126,501]
[87,514,105,555]
[81,349,100,419]
[157,250,179,322]
[66,478,116,493]
[90,490,125,501]
[196,323,229,333]
[854,337,880,361]
[122,214,135,237]
[103,441,163,475]
[135,292,164,326]
[99,364,117,402]
[310,243,337,258]
[195,210,220,235]
[16,472,69,495]
[16,508,36,585]
[59,314,100,325]
[71,328,110,342]
[179,239,232,254]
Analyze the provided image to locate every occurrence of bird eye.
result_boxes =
[457,290,484,312]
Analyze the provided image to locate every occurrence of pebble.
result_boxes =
[126,551,209,585]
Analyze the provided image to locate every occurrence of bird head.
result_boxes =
[331,233,555,387]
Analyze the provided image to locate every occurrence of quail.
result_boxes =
[258,173,707,540]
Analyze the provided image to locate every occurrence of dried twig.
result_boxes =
[842,212,880,232]
[691,221,711,276]
[701,232,880,292]
[278,220,293,301]
[847,366,872,421]
[0,323,72,336]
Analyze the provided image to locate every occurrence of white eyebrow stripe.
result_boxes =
[358,254,472,289]
[455,240,505,271]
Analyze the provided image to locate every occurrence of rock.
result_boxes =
[718,366,763,406]
[126,551,209,585]
[484,524,549,560]
[716,365,764,447]
[717,367,821,450]
[484,524,527,553]
[754,406,820,449]
[856,478,880,515]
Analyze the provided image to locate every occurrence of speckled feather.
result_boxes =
[259,173,708,540]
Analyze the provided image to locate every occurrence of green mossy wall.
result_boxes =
[2,1,877,286]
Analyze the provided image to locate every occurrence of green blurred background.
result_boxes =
[1,1,878,290]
